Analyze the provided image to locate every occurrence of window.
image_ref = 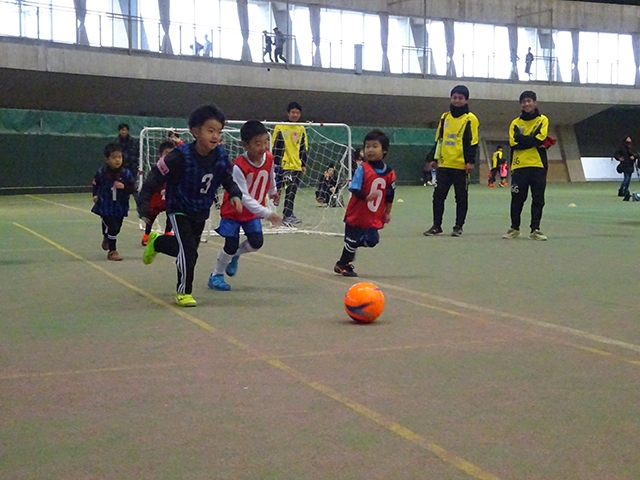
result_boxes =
[290,5,311,65]
[453,22,509,79]
[580,31,635,85]
[388,16,414,74]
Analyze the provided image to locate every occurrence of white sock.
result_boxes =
[214,250,234,275]
[236,240,257,256]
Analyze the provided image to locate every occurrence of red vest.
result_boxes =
[344,162,396,229]
[220,152,274,222]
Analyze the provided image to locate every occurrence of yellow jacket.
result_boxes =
[435,111,480,170]
[272,124,308,171]
[509,113,549,170]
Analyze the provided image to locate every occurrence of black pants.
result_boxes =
[489,167,498,184]
[282,170,302,218]
[510,167,547,231]
[101,215,124,251]
[274,47,286,63]
[154,214,205,295]
[431,167,468,228]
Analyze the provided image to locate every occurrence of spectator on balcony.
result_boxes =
[190,39,203,56]
[203,35,212,57]
[273,27,287,63]
[262,30,273,62]
[524,47,534,78]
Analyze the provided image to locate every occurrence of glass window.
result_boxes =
[0,2,21,37]
[580,31,635,85]
[453,22,510,79]
[291,5,311,66]
[554,30,572,83]
[85,0,128,48]
[342,11,363,70]
[219,0,242,60]
[363,13,381,71]
[12,0,75,43]
[248,1,274,63]
[319,8,342,69]
[139,0,161,52]
[388,16,413,74]
[428,20,446,76]
[492,26,510,80]
[171,0,194,55]
[617,34,635,86]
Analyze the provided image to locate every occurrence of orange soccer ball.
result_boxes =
[344,282,385,323]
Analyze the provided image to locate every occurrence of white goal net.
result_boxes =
[139,122,352,237]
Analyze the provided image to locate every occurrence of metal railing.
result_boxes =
[0,0,634,86]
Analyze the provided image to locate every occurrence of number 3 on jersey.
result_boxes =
[200,173,213,194]
[367,178,386,212]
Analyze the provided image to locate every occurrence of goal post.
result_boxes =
[138,122,352,237]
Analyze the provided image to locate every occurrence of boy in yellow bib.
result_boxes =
[424,85,479,237]
[503,90,549,241]
[272,101,308,226]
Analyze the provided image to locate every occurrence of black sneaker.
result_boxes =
[423,225,443,236]
[334,262,358,277]
[451,226,463,237]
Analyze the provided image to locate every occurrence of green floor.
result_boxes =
[1,183,640,479]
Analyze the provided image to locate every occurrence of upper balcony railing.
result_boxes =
[0,0,635,86]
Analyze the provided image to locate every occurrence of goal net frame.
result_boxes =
[138,122,353,237]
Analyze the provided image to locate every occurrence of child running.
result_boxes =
[334,129,396,277]
[208,120,283,291]
[92,143,136,261]
[141,141,174,246]
[137,105,242,307]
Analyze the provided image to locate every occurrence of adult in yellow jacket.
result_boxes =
[424,85,479,237]
[503,90,549,241]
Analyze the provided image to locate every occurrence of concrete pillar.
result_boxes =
[556,124,585,182]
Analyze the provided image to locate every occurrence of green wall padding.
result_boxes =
[0,108,437,192]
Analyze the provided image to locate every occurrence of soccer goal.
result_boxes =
[138,122,352,237]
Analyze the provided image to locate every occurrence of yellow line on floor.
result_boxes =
[0,363,177,380]
[13,221,501,480]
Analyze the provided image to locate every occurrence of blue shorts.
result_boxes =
[344,223,380,249]
[215,217,263,238]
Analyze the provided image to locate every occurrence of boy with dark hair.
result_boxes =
[272,101,308,226]
[334,129,396,277]
[424,84,480,237]
[315,163,338,205]
[141,140,175,246]
[208,120,283,291]
[115,122,139,176]
[503,90,550,241]
[137,104,243,307]
[92,143,136,261]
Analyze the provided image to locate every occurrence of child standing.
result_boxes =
[141,140,174,246]
[272,101,308,225]
[92,143,136,261]
[334,130,396,277]
[137,105,243,307]
[488,145,503,188]
[208,121,283,291]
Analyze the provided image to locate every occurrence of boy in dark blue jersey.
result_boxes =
[137,105,243,307]
[91,143,136,261]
